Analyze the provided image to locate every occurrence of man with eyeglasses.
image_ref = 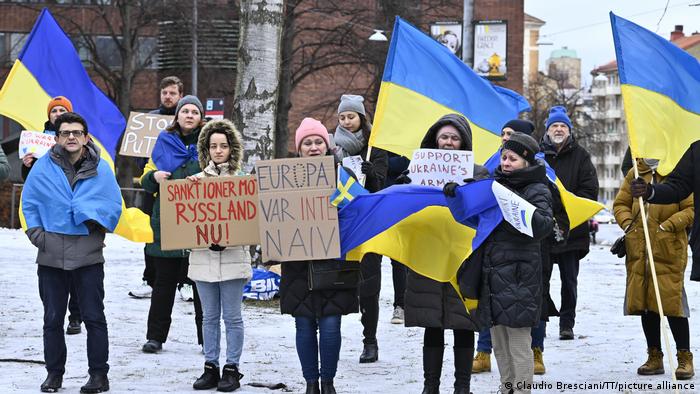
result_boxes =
[22,112,122,394]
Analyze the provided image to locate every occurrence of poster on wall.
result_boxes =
[473,20,508,80]
[430,22,463,58]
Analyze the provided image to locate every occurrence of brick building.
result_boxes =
[0,0,525,228]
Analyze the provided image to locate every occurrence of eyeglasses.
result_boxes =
[57,130,87,138]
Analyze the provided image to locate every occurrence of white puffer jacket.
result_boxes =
[187,119,252,283]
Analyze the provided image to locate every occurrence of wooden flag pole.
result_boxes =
[631,158,677,391]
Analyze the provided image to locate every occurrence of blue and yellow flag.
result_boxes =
[370,17,530,164]
[0,8,152,242]
[330,167,369,209]
[611,12,700,175]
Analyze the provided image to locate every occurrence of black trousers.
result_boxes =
[142,249,156,286]
[67,278,81,323]
[146,256,203,345]
[360,253,381,345]
[552,250,580,329]
[424,327,475,348]
[641,311,690,350]
[391,259,406,308]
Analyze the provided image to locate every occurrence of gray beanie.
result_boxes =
[337,94,366,116]
[174,95,205,119]
[503,132,539,164]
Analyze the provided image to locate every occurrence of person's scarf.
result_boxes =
[151,131,198,173]
[333,125,365,158]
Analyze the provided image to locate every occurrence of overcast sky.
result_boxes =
[524,0,700,86]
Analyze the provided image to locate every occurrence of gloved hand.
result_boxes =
[630,177,652,199]
[394,170,412,185]
[462,178,475,184]
[361,160,376,177]
[209,244,226,252]
[443,182,459,198]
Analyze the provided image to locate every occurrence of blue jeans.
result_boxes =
[477,320,547,353]
[195,279,246,366]
[38,264,108,375]
[295,315,342,382]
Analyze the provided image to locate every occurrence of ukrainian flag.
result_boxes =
[0,8,152,242]
[370,17,530,164]
[611,12,700,175]
[331,167,369,209]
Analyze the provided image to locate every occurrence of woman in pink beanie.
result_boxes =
[278,117,359,394]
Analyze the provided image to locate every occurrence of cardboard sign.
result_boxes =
[255,156,340,262]
[492,181,537,237]
[408,149,474,187]
[159,175,260,250]
[342,155,365,186]
[19,130,55,159]
[119,112,174,158]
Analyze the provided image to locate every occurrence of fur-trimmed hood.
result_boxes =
[197,118,243,172]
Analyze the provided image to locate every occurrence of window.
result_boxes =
[10,33,27,61]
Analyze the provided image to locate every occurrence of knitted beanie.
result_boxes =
[545,106,572,131]
[174,95,205,119]
[503,132,540,164]
[295,117,330,152]
[502,119,535,135]
[337,94,366,116]
[47,96,73,118]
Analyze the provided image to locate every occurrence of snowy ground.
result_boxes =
[0,224,698,393]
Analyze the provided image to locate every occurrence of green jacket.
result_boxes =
[141,129,201,258]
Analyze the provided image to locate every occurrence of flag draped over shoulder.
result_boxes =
[0,8,152,242]
[370,17,530,164]
[483,151,603,228]
[611,12,700,175]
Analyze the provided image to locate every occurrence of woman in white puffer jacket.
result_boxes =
[187,118,252,392]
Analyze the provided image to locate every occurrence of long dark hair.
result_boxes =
[358,113,373,143]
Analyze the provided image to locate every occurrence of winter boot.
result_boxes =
[217,364,243,392]
[472,351,491,373]
[637,348,664,375]
[559,327,574,340]
[193,362,219,390]
[359,343,378,363]
[321,380,337,394]
[142,339,162,353]
[422,346,444,394]
[40,373,63,393]
[453,347,473,394]
[305,381,320,394]
[676,350,695,380]
[80,373,109,393]
[533,347,546,375]
[66,319,82,335]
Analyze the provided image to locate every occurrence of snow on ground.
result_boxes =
[0,224,698,393]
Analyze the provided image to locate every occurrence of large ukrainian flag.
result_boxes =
[370,17,530,164]
[611,12,700,175]
[0,8,152,242]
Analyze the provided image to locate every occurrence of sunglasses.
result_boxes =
[57,130,87,138]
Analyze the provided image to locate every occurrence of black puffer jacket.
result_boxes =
[541,135,598,257]
[279,261,359,318]
[404,114,489,330]
[468,162,554,329]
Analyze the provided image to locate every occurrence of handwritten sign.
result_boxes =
[159,175,259,250]
[408,149,474,187]
[119,112,174,158]
[19,130,55,159]
[491,181,536,237]
[255,156,340,262]
[342,155,365,186]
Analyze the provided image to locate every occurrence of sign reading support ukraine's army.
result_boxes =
[159,176,259,250]
[255,156,340,262]
[408,148,474,187]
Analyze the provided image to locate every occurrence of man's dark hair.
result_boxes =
[55,112,88,134]
[160,76,184,95]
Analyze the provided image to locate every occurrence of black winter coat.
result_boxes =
[279,261,359,318]
[465,163,554,329]
[541,136,598,256]
[648,140,700,281]
[404,113,488,330]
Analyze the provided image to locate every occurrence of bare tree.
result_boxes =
[233,0,284,172]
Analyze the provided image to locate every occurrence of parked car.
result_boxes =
[594,208,616,224]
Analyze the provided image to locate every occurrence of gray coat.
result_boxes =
[25,142,107,270]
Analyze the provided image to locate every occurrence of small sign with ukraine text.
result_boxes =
[491,181,536,237]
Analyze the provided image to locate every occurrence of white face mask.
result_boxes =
[643,158,659,169]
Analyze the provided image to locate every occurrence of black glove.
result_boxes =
[462,178,475,184]
[394,173,412,185]
[443,182,459,198]
[361,160,375,176]
[630,177,652,199]
[209,244,226,252]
